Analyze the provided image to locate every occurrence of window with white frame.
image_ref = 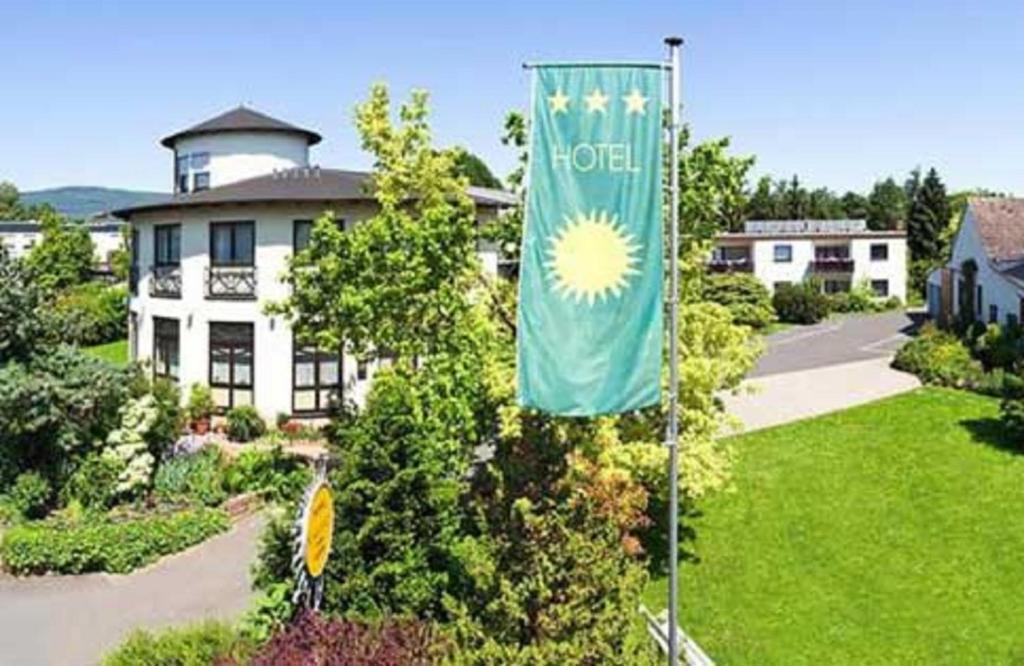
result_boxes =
[773,244,792,263]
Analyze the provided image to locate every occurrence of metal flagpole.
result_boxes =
[665,35,683,666]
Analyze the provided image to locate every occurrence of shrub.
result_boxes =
[0,506,229,574]
[105,394,161,497]
[0,346,132,488]
[223,446,311,504]
[1001,372,1024,438]
[700,273,775,328]
[6,472,52,520]
[827,280,876,314]
[102,621,255,666]
[186,384,216,425]
[973,322,1023,371]
[226,405,266,443]
[59,454,122,510]
[154,447,227,507]
[772,280,830,324]
[892,324,983,388]
[145,378,185,459]
[246,610,440,666]
[55,282,128,347]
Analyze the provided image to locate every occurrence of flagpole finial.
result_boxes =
[664,36,683,47]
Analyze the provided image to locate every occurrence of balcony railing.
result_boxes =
[708,258,753,273]
[811,258,854,273]
[149,265,182,298]
[206,266,257,300]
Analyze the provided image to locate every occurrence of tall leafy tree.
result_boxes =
[24,211,95,291]
[906,167,950,263]
[745,175,778,223]
[452,148,502,189]
[840,191,868,219]
[866,177,908,230]
[0,246,59,364]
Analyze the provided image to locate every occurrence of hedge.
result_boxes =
[0,507,229,575]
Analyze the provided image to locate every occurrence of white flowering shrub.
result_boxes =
[104,394,160,496]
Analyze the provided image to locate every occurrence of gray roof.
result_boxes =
[0,221,41,233]
[969,197,1024,263]
[0,219,122,233]
[112,167,516,218]
[160,106,322,149]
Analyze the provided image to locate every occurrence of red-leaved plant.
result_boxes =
[239,610,441,666]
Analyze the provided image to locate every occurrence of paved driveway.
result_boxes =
[752,310,922,378]
[725,311,924,433]
[0,512,265,666]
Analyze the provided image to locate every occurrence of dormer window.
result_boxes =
[175,151,212,193]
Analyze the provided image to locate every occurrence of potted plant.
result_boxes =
[187,383,216,435]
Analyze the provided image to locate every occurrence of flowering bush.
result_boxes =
[104,394,160,496]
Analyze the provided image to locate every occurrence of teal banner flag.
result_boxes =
[517,65,664,416]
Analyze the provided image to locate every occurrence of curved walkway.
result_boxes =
[0,512,266,666]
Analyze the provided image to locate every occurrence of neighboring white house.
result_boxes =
[113,106,513,419]
[927,198,1024,327]
[0,218,125,269]
[711,220,908,301]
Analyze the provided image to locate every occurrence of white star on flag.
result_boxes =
[623,88,648,115]
[548,89,570,114]
[584,88,609,114]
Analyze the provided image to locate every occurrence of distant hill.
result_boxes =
[20,186,167,219]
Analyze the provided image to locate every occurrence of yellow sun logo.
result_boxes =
[546,210,641,304]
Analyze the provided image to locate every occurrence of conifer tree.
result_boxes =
[906,167,950,263]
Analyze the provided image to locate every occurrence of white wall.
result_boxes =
[850,237,907,302]
[729,234,907,300]
[130,201,498,418]
[174,132,309,189]
[0,231,40,259]
[752,238,814,289]
[949,208,1022,325]
[0,226,124,264]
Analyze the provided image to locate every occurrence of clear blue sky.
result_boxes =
[2,0,1023,195]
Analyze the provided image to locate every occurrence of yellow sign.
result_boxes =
[303,483,334,578]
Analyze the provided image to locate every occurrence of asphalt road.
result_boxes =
[0,512,265,666]
[751,310,922,378]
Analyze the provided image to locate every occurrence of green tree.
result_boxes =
[269,84,479,360]
[906,167,950,264]
[452,149,502,189]
[867,177,908,230]
[745,175,779,223]
[0,246,59,364]
[840,191,868,219]
[25,212,95,290]
[0,181,19,218]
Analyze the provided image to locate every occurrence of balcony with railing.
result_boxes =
[811,245,853,273]
[709,245,753,273]
[810,257,855,273]
[206,266,258,300]
[149,265,182,298]
[708,257,753,273]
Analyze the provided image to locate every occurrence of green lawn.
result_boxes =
[646,387,1024,664]
[83,339,129,366]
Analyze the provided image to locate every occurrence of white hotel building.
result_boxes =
[711,220,908,301]
[114,107,512,418]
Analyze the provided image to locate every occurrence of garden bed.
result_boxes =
[1,506,229,575]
